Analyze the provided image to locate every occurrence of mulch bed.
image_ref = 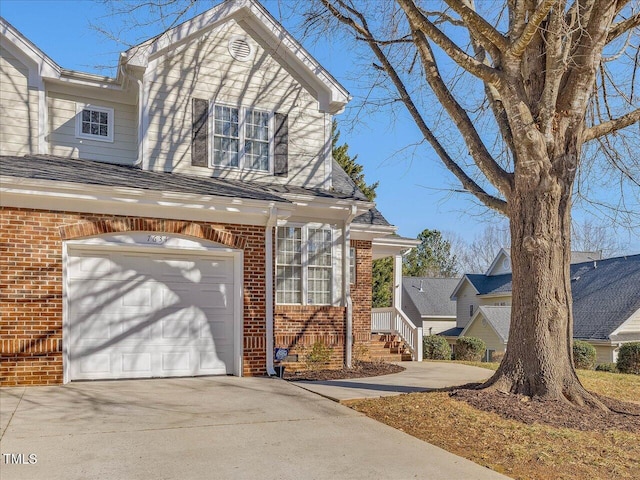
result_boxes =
[284,361,405,381]
[451,388,640,433]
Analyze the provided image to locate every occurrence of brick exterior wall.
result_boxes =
[0,207,267,385]
[274,305,346,371]
[351,240,373,361]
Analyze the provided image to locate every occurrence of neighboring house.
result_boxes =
[0,0,414,386]
[449,253,640,363]
[401,277,459,335]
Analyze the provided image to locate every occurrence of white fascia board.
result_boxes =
[478,292,513,300]
[0,17,60,83]
[421,315,456,320]
[485,248,510,276]
[371,236,420,259]
[0,176,294,226]
[450,275,479,301]
[610,307,640,337]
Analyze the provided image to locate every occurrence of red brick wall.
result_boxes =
[274,305,346,370]
[351,240,373,360]
[0,207,267,385]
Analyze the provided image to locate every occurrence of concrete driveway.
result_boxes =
[1,373,507,480]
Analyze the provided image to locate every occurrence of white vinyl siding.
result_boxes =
[0,47,38,155]
[144,20,328,187]
[464,318,506,357]
[455,282,478,329]
[48,90,137,165]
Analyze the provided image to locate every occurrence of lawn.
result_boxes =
[345,362,640,480]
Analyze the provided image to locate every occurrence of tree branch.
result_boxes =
[607,12,640,43]
[320,0,509,214]
[443,0,509,52]
[583,108,640,142]
[508,0,557,58]
[396,0,502,85]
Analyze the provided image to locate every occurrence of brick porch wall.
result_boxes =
[351,240,373,361]
[0,207,267,385]
[274,305,346,371]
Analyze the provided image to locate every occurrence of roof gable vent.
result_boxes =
[229,36,253,61]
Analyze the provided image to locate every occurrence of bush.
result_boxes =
[573,340,596,370]
[595,362,618,373]
[455,336,486,362]
[490,351,505,363]
[617,342,640,375]
[304,341,333,371]
[423,335,452,360]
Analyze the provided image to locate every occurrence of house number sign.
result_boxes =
[145,234,169,244]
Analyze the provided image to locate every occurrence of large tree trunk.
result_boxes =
[482,150,606,410]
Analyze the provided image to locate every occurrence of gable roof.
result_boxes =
[485,247,603,276]
[124,0,350,114]
[402,277,459,317]
[462,306,511,343]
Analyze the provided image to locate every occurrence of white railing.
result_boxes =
[371,307,423,361]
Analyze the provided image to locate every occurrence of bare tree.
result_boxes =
[309,0,639,409]
[455,223,511,273]
[571,219,624,257]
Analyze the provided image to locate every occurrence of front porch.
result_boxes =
[370,238,423,362]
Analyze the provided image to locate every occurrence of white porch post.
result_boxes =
[393,253,402,310]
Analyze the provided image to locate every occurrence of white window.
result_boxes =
[212,105,271,172]
[349,247,356,285]
[76,104,114,142]
[276,226,333,305]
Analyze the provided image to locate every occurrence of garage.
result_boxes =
[65,238,241,381]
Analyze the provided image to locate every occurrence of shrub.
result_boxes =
[455,336,486,362]
[423,335,452,360]
[595,362,618,373]
[617,342,640,375]
[490,351,505,363]
[304,341,333,371]
[573,340,596,370]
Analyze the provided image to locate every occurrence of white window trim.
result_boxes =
[209,102,274,174]
[75,104,114,143]
[349,246,356,285]
[276,223,335,306]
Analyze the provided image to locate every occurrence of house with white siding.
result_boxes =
[0,0,419,386]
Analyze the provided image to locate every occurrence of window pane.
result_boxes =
[276,227,302,304]
[82,110,90,122]
[213,105,239,167]
[245,109,269,171]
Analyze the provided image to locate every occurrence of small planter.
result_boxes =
[273,365,285,378]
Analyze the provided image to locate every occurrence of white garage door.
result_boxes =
[67,247,237,380]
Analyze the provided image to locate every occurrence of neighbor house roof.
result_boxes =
[571,254,640,340]
[454,254,640,341]
[402,277,459,317]
[462,306,511,343]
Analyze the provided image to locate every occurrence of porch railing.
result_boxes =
[371,307,423,361]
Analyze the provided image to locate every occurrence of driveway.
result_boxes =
[1,374,508,480]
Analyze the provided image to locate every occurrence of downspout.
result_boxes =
[119,57,144,168]
[265,206,277,376]
[344,205,358,368]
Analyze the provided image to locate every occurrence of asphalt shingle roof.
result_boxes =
[476,306,511,342]
[402,277,459,316]
[0,155,373,204]
[463,254,640,340]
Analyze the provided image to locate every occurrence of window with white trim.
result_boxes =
[212,105,271,172]
[76,104,114,142]
[276,226,333,305]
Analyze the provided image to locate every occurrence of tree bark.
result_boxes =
[482,157,607,410]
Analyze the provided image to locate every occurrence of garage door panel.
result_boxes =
[67,248,237,380]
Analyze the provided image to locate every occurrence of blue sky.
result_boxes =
[2,0,638,253]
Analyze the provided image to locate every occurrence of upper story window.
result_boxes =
[212,104,271,172]
[276,225,333,305]
[76,104,114,143]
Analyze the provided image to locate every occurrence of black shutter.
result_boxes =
[192,98,208,167]
[274,112,288,177]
